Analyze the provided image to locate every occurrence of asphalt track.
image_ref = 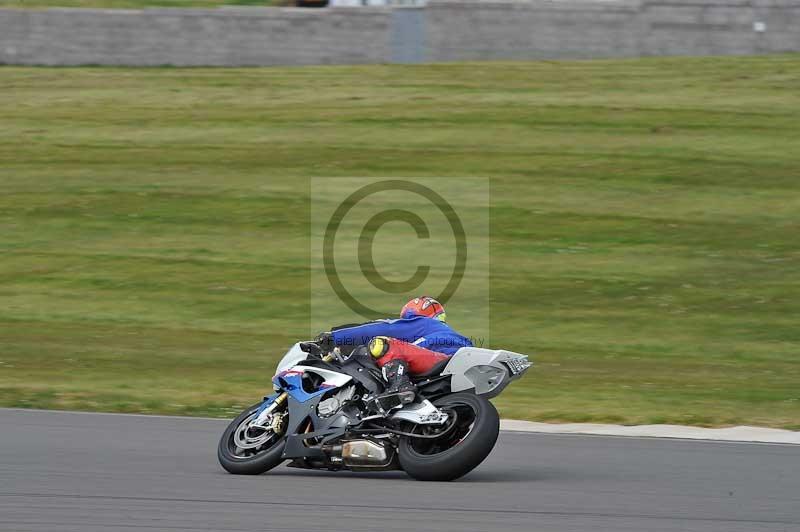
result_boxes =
[1,409,799,532]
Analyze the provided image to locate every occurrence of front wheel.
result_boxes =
[398,392,500,481]
[217,402,286,475]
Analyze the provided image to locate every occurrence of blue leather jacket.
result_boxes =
[330,316,472,356]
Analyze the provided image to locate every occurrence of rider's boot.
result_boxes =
[373,359,416,412]
[363,335,416,412]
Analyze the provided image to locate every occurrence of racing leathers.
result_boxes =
[326,316,473,410]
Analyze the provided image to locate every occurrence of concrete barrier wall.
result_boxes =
[427,0,800,60]
[0,0,798,66]
[0,7,392,66]
[426,0,643,61]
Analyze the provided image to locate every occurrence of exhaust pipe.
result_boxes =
[323,440,393,468]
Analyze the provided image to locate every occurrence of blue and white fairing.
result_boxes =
[272,366,353,403]
[271,342,354,399]
[274,342,308,374]
[255,343,354,417]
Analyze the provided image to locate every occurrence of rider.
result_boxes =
[317,296,473,410]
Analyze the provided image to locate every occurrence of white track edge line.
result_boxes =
[500,419,800,445]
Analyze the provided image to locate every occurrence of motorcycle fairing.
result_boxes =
[274,343,307,375]
[272,366,353,403]
[441,347,533,398]
[281,393,352,460]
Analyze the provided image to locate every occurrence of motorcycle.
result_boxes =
[217,340,532,481]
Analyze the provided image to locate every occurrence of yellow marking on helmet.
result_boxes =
[436,312,447,322]
[369,337,387,358]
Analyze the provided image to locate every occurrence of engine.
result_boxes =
[317,385,356,418]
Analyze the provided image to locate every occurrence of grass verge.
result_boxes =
[1,57,799,428]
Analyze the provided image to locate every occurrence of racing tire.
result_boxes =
[217,402,286,475]
[398,392,500,481]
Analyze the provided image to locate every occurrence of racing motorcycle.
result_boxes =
[217,341,532,481]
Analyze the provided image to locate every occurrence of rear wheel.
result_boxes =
[217,402,287,475]
[398,392,499,481]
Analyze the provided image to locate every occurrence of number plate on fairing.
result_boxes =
[505,357,532,375]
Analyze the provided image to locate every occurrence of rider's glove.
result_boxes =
[314,331,335,352]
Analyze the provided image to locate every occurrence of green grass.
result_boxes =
[1,57,799,428]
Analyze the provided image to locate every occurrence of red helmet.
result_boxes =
[400,296,446,322]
